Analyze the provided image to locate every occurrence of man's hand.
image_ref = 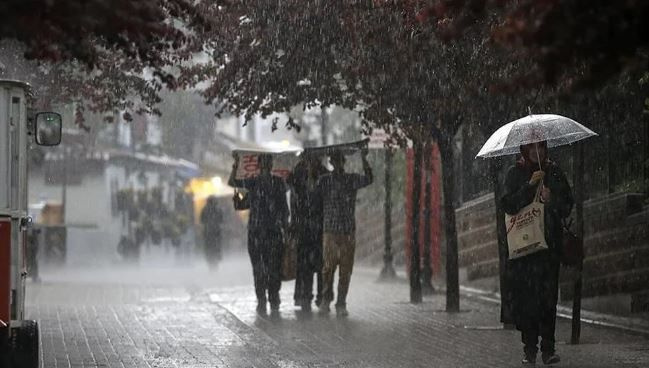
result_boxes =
[529,170,545,186]
[541,187,551,202]
[228,154,239,186]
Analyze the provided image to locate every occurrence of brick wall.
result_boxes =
[456,194,500,281]
[455,192,649,302]
[560,193,649,300]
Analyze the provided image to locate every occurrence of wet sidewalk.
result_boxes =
[26,257,649,368]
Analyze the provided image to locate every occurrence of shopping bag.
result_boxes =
[505,187,548,260]
[281,232,297,281]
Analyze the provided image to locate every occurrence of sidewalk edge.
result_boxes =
[460,285,649,339]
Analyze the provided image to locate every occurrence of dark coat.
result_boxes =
[201,198,224,241]
[231,174,288,232]
[287,163,328,270]
[501,160,573,330]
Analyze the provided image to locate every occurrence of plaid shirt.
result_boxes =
[317,172,372,234]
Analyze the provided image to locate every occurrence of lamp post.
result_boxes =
[379,148,396,280]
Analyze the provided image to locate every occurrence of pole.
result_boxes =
[61,148,68,221]
[491,158,514,326]
[410,141,423,303]
[379,148,396,280]
[571,143,584,344]
[421,139,434,294]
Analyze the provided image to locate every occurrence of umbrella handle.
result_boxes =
[533,182,544,203]
[534,142,546,202]
[534,142,543,172]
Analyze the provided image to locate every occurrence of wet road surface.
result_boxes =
[27,251,649,368]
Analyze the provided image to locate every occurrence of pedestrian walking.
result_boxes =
[317,148,373,317]
[287,153,328,312]
[200,196,224,269]
[229,154,289,315]
[501,141,573,366]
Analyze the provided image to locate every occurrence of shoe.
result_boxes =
[301,301,312,312]
[270,302,280,312]
[318,303,330,314]
[522,352,536,366]
[522,356,536,366]
[541,353,560,365]
[335,306,349,317]
[256,303,267,315]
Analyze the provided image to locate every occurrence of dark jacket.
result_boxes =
[200,198,224,239]
[231,174,288,231]
[287,163,327,239]
[501,160,574,329]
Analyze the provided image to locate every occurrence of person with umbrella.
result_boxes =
[502,140,573,365]
[477,114,596,365]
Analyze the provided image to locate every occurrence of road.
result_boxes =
[26,250,649,368]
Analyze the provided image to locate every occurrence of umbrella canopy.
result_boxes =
[476,114,597,158]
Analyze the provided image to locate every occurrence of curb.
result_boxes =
[460,285,649,339]
[355,266,649,339]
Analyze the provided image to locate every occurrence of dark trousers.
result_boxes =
[521,309,557,355]
[295,268,323,304]
[294,233,323,305]
[248,227,283,306]
[513,254,561,356]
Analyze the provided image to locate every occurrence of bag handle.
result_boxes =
[533,181,543,203]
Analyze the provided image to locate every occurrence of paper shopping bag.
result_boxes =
[505,200,548,260]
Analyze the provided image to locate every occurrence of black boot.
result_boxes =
[522,348,537,366]
[522,355,536,366]
[541,353,560,365]
[256,298,267,315]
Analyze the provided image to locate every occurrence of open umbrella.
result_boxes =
[476,114,597,158]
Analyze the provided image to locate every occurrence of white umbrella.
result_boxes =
[476,114,597,158]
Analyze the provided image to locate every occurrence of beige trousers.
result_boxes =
[321,233,355,307]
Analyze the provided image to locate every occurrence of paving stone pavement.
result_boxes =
[25,254,649,368]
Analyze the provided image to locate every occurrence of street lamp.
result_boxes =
[379,148,396,280]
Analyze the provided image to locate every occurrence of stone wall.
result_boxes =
[456,193,499,281]
[455,192,649,307]
[561,193,649,300]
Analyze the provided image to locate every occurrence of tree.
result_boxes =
[184,0,522,310]
[408,0,649,91]
[0,0,217,121]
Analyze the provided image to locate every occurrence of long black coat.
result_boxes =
[287,163,328,271]
[501,160,573,330]
[201,199,224,242]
